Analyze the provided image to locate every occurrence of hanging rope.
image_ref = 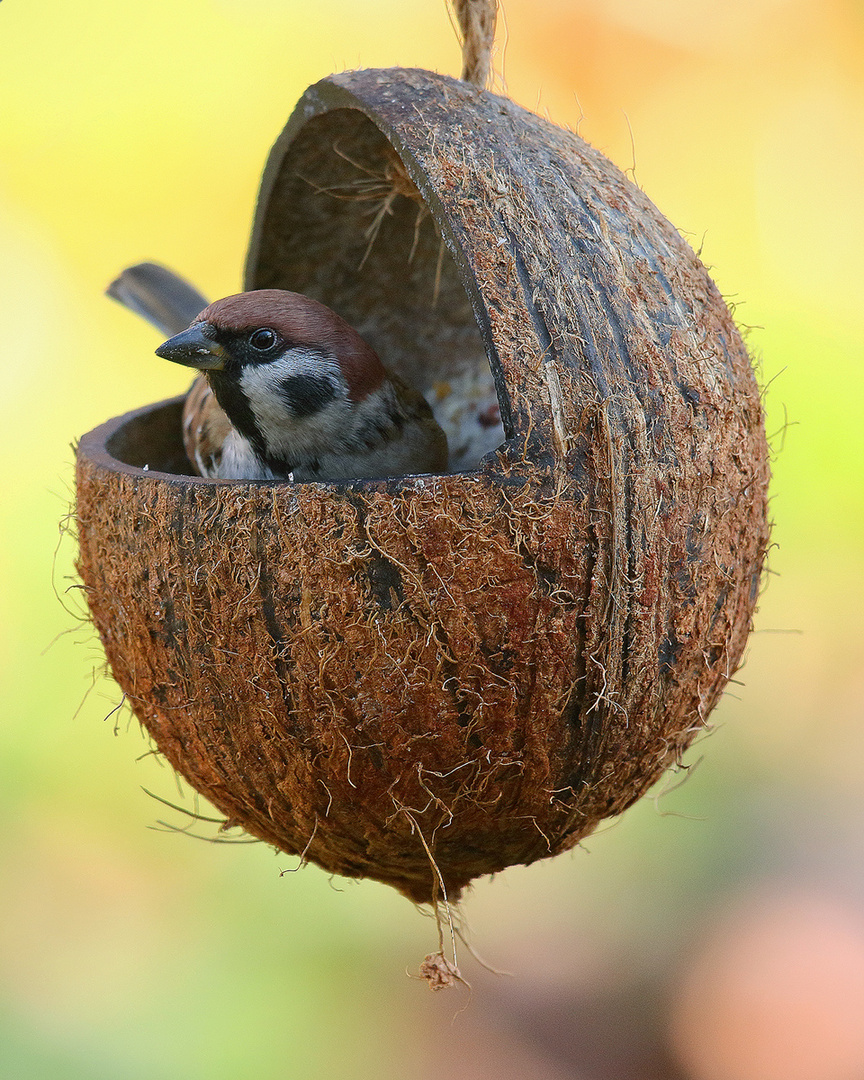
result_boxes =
[451,0,498,88]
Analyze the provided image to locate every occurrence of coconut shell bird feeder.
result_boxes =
[75,9,770,907]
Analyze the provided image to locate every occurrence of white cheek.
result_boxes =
[239,364,293,439]
[239,352,345,448]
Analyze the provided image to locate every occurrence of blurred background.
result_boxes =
[2,1,863,1077]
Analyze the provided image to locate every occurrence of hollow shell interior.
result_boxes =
[245,103,506,471]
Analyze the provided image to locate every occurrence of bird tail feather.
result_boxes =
[106,262,210,336]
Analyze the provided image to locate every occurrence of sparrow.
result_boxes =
[107,264,449,482]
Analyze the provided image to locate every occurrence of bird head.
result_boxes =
[155,290,389,470]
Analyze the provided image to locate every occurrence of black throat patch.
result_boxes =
[205,372,274,466]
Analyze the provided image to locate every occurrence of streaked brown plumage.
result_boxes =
[180,375,231,478]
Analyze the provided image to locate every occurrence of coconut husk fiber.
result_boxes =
[76,68,771,905]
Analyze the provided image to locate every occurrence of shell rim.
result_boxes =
[77,396,491,492]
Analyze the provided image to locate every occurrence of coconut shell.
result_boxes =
[76,69,770,904]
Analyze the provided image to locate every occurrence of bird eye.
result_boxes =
[250,328,278,351]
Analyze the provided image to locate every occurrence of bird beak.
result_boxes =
[155,323,228,371]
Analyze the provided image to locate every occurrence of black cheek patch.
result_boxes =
[278,374,337,418]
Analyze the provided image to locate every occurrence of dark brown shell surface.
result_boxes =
[76,69,770,904]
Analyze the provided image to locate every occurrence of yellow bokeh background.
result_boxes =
[2,1,863,1076]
